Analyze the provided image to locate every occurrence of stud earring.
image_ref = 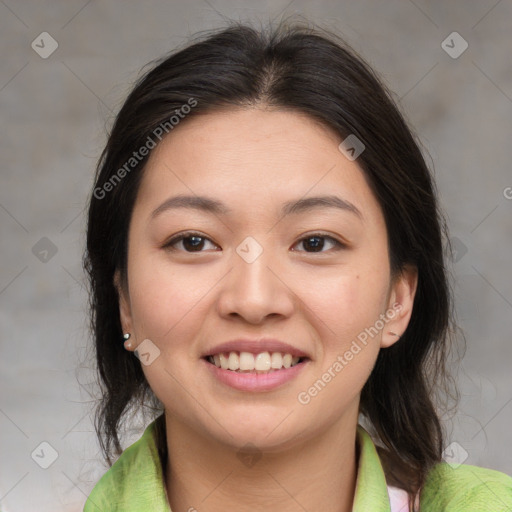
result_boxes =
[123,333,133,350]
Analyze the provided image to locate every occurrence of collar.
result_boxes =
[84,419,393,511]
[353,425,392,511]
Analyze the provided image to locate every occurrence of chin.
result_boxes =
[212,410,308,451]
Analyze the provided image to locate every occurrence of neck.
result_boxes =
[164,409,359,512]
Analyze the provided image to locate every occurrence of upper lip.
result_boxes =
[203,338,310,359]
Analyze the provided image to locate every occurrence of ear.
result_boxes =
[380,264,418,348]
[114,270,135,350]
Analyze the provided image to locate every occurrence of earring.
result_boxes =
[123,333,133,350]
[388,331,401,338]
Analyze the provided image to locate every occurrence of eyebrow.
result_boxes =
[151,194,363,220]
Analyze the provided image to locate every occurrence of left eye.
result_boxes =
[292,234,344,253]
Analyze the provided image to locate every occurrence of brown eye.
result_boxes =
[293,234,344,253]
[164,232,218,252]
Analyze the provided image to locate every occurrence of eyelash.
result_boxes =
[163,231,346,254]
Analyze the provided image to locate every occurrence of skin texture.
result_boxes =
[117,108,418,512]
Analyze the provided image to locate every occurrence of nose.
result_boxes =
[216,245,295,324]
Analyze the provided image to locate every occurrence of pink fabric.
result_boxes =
[387,485,411,512]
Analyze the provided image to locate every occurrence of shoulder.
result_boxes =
[420,461,512,511]
[85,432,146,506]
[83,420,170,511]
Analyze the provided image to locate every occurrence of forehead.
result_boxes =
[134,108,383,224]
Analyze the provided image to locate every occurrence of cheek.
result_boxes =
[126,251,212,343]
[295,270,388,420]
[304,266,390,348]
[127,257,215,415]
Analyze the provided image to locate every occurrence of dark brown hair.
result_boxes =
[84,19,456,502]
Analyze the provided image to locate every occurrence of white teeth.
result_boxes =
[209,351,303,372]
[228,352,239,371]
[239,351,255,370]
[255,352,271,371]
[271,352,283,369]
[219,353,229,370]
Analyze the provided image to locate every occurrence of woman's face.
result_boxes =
[118,108,417,450]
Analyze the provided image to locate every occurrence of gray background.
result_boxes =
[1,1,511,510]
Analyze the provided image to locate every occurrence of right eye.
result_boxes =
[163,232,219,253]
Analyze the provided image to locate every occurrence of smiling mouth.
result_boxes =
[204,351,308,374]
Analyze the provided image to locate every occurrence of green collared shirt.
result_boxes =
[84,419,512,511]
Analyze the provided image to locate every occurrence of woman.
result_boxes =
[83,21,512,511]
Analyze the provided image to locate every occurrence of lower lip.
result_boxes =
[203,358,308,392]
